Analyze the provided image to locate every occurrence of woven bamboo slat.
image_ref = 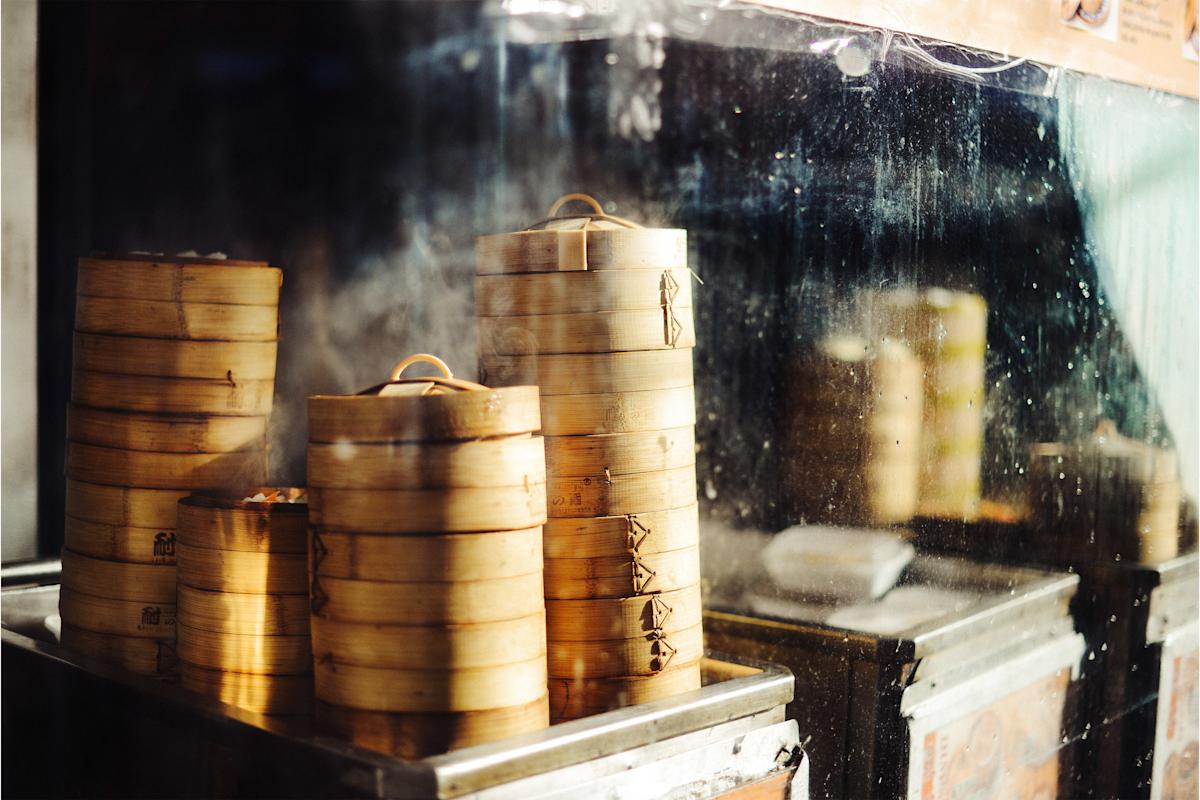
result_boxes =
[314,656,547,713]
[65,479,189,529]
[176,542,307,595]
[547,465,697,518]
[75,296,279,341]
[60,549,176,602]
[315,694,549,759]
[312,573,545,625]
[543,504,699,560]
[479,349,693,396]
[63,516,175,564]
[540,387,695,436]
[59,587,176,638]
[475,268,692,317]
[66,405,268,453]
[177,624,312,674]
[181,663,314,714]
[478,307,695,355]
[310,613,546,670]
[544,585,703,641]
[547,623,703,678]
[308,387,540,443]
[544,546,700,599]
[307,437,545,490]
[72,333,277,380]
[308,485,547,534]
[177,584,310,636]
[311,528,542,583]
[72,370,275,416]
[66,442,268,490]
[545,427,694,479]
[76,255,281,306]
[548,660,702,721]
[176,490,308,553]
[60,623,179,676]
[475,226,686,275]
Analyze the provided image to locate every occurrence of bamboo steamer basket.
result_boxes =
[547,465,698,518]
[544,504,699,559]
[176,584,310,636]
[540,386,695,436]
[177,624,311,675]
[475,194,686,275]
[65,442,268,490]
[311,528,541,582]
[545,427,695,477]
[60,623,179,676]
[59,587,176,638]
[314,657,547,713]
[478,307,695,355]
[63,516,176,564]
[176,488,308,553]
[311,613,546,670]
[60,549,176,602]
[72,333,277,380]
[65,479,189,529]
[549,660,702,721]
[176,542,307,595]
[71,370,275,416]
[475,268,692,316]
[181,663,313,714]
[544,547,700,599]
[316,695,549,759]
[75,296,279,341]
[312,573,545,626]
[308,485,546,534]
[307,437,545,489]
[66,405,267,453]
[545,585,703,641]
[76,255,281,306]
[480,349,693,396]
[547,623,704,678]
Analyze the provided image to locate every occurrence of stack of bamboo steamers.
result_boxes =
[60,255,280,677]
[476,194,703,721]
[307,355,550,756]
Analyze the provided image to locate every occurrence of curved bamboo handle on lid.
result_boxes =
[369,354,485,394]
[390,353,453,382]
[531,193,641,231]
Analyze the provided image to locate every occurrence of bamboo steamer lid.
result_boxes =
[59,587,176,638]
[545,427,695,478]
[308,354,540,443]
[66,442,268,490]
[475,268,692,317]
[548,660,701,721]
[61,549,176,602]
[541,386,695,436]
[307,437,545,490]
[64,516,176,564]
[475,193,686,275]
[480,349,693,396]
[76,255,281,306]
[60,623,179,676]
[544,547,700,599]
[311,613,546,670]
[177,584,310,636]
[75,296,278,341]
[312,573,545,625]
[311,527,542,582]
[478,307,695,355]
[66,479,189,529]
[176,542,307,595]
[72,370,275,416]
[73,333,277,380]
[314,656,547,713]
[181,663,313,714]
[545,585,703,641]
[177,624,312,675]
[547,623,703,678]
[315,694,549,759]
[543,505,700,559]
[308,485,546,534]
[176,488,308,553]
[548,465,697,518]
[67,405,268,453]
